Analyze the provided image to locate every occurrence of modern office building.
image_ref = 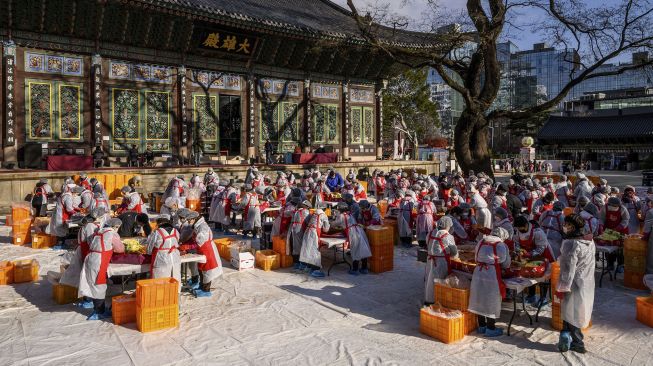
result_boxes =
[428,42,653,153]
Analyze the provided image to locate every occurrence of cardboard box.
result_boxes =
[230,252,255,271]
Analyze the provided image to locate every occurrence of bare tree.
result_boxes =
[346,0,653,176]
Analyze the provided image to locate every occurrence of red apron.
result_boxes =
[280,206,295,234]
[478,240,506,299]
[150,228,179,275]
[60,194,76,222]
[525,192,536,214]
[196,235,219,272]
[534,203,553,221]
[79,222,100,262]
[80,179,91,190]
[243,193,259,222]
[224,197,233,217]
[343,213,359,243]
[427,233,451,275]
[605,209,628,234]
[94,198,108,209]
[90,230,114,285]
[519,227,555,262]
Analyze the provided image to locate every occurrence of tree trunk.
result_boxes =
[454,108,494,178]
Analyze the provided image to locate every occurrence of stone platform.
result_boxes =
[0,160,440,213]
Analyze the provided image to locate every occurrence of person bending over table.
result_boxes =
[79,218,123,320]
[178,209,222,298]
[468,227,511,337]
[117,212,151,238]
[146,216,181,290]
[299,203,330,278]
[332,202,372,276]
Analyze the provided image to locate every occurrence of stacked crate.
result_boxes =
[550,261,592,331]
[419,306,466,344]
[11,203,32,246]
[136,278,179,332]
[381,217,399,246]
[366,226,394,273]
[623,235,648,291]
[432,283,477,338]
[272,235,294,268]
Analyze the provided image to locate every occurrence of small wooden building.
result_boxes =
[0,0,440,167]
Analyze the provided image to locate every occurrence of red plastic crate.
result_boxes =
[136,278,179,308]
[113,294,137,325]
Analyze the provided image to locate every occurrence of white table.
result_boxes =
[319,237,350,275]
[452,268,551,336]
[596,245,622,287]
[108,254,206,291]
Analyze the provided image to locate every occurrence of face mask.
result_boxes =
[518,228,528,234]
[608,206,619,212]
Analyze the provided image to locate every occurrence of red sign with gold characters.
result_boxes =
[198,30,256,56]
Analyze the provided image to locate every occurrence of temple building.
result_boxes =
[0,0,441,168]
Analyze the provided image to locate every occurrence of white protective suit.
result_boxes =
[539,210,564,258]
[193,217,223,283]
[574,179,593,199]
[208,185,226,222]
[221,188,240,226]
[237,192,262,231]
[556,183,572,207]
[416,200,436,242]
[146,227,181,288]
[469,192,492,229]
[79,190,93,210]
[642,209,653,274]
[89,196,109,214]
[622,197,642,234]
[162,178,185,203]
[289,207,310,256]
[468,234,511,319]
[579,210,600,238]
[397,196,415,238]
[424,229,457,303]
[125,191,146,214]
[334,212,372,262]
[60,222,101,287]
[300,209,330,268]
[557,238,596,329]
[78,227,121,299]
[46,192,77,237]
[271,201,296,237]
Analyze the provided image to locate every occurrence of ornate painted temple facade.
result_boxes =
[0,0,440,167]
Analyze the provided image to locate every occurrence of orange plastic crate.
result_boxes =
[419,307,465,344]
[551,303,592,331]
[255,250,280,271]
[214,237,237,261]
[32,233,57,249]
[186,199,201,213]
[12,259,39,283]
[624,270,647,291]
[113,294,137,325]
[636,296,653,328]
[136,278,179,308]
[551,261,560,294]
[5,214,12,226]
[136,304,179,333]
[278,253,294,268]
[369,243,394,273]
[12,230,32,246]
[434,283,470,311]
[52,283,79,304]
[11,203,32,222]
[462,311,478,335]
[624,236,648,273]
[0,261,14,285]
[366,226,394,247]
[377,200,389,217]
[272,235,287,256]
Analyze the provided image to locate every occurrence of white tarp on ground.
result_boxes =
[0,225,652,366]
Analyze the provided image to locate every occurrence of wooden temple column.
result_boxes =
[247,76,256,160]
[304,79,311,153]
[3,41,17,167]
[178,66,189,162]
[92,55,103,148]
[375,80,386,160]
[342,81,350,161]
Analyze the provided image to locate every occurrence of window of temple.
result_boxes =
[313,104,339,143]
[25,80,83,142]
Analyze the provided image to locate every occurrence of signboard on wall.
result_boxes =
[196,28,258,57]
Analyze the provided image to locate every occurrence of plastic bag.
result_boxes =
[186,188,202,200]
[423,303,463,319]
[443,274,471,289]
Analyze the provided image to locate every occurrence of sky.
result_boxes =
[331,0,633,60]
